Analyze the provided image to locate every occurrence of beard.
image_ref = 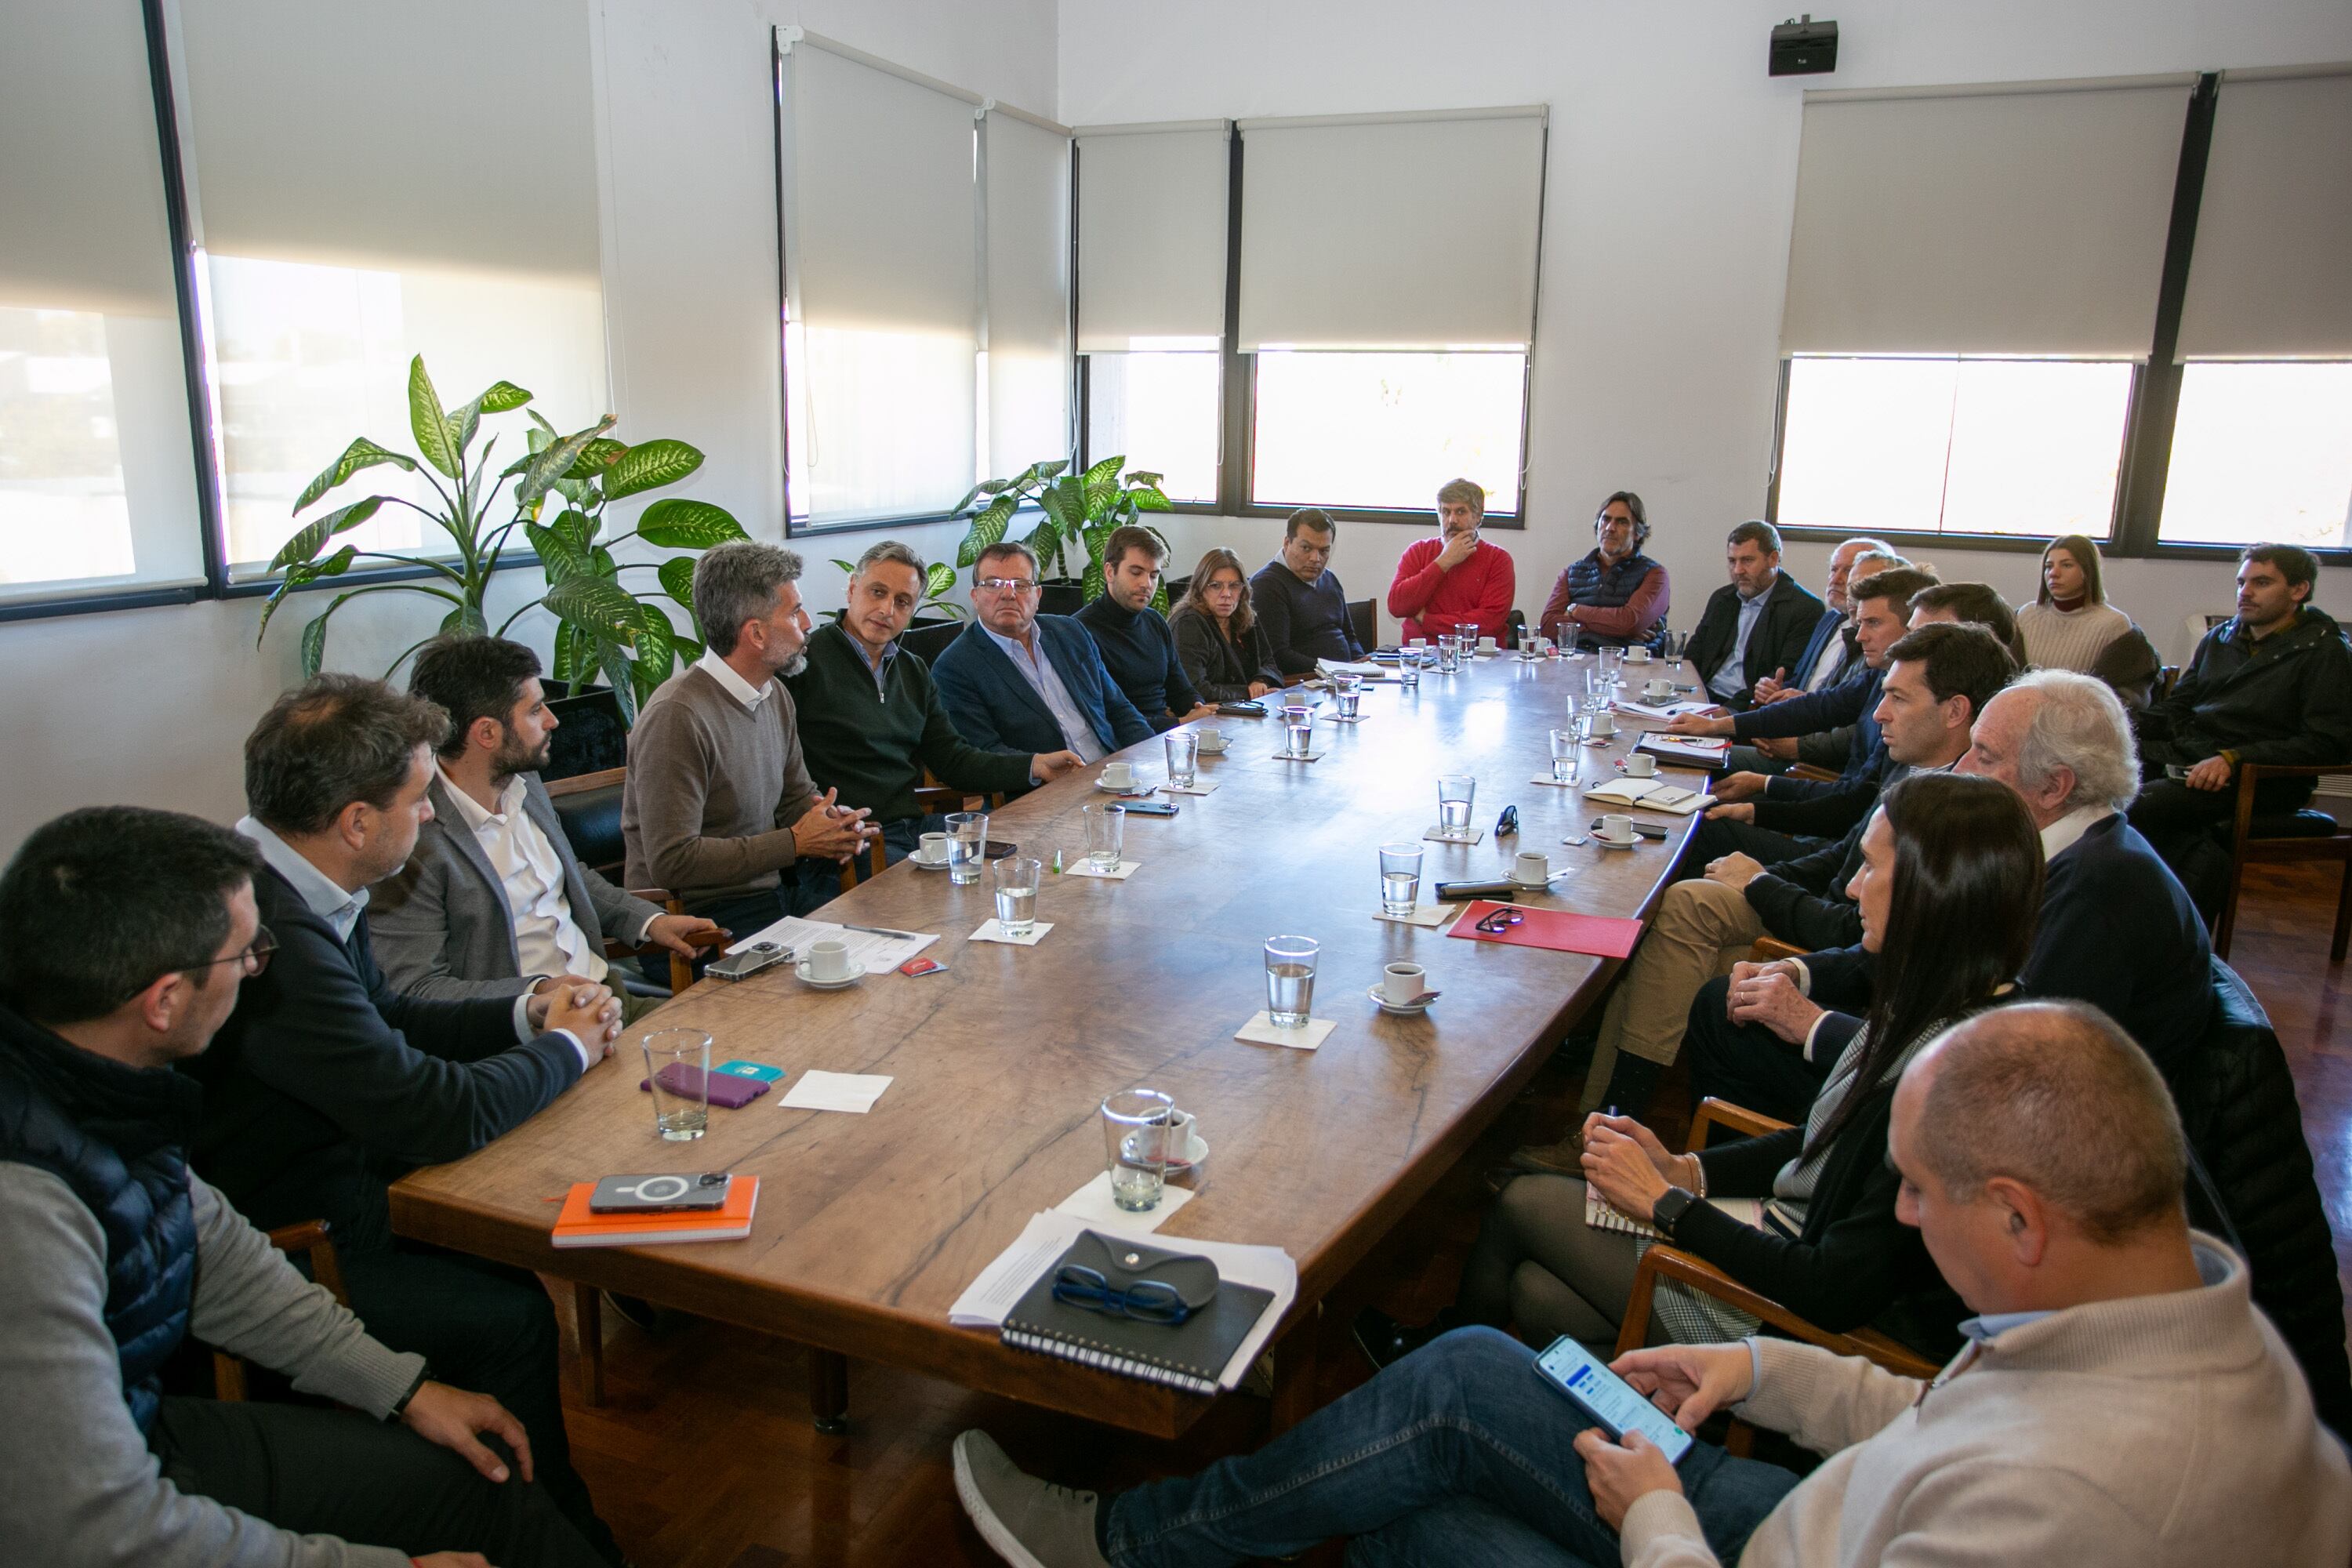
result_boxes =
[492,729,554,782]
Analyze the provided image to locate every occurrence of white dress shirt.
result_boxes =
[695,648,773,711]
[436,766,623,985]
[981,624,1105,763]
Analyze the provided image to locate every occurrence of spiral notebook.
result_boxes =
[1584,1185,1763,1241]
[1000,1234,1276,1396]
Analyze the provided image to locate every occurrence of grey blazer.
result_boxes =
[373,772,663,1000]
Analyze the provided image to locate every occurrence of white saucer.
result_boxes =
[1162,1132,1211,1172]
[1509,872,1554,890]
[1195,742,1230,754]
[1369,984,1435,1016]
[1592,833,1639,851]
[911,854,952,872]
[1095,779,1155,796]
[795,962,862,989]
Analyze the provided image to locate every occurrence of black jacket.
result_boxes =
[1684,572,1826,711]
[183,866,584,1252]
[2144,605,2352,775]
[2019,814,2210,1077]
[1742,818,1867,953]
[1167,602,1283,704]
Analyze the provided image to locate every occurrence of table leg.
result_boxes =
[572,1283,604,1409]
[1269,1302,1323,1433]
[808,1347,850,1434]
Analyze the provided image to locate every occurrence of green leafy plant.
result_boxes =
[949,455,1174,608]
[261,355,748,721]
[826,557,969,621]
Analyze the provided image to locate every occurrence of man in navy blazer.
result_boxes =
[932,539,1154,769]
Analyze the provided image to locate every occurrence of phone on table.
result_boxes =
[1216,701,1267,718]
[589,1172,733,1214]
[1123,800,1180,818]
[1532,1335,1695,1465]
[707,940,790,982]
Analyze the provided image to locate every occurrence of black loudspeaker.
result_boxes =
[1769,15,1838,76]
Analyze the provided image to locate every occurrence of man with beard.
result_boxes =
[376,635,726,1019]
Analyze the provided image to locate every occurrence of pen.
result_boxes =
[838,921,924,942]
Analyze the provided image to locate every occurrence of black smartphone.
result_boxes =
[1217,701,1267,718]
[1123,800,1179,817]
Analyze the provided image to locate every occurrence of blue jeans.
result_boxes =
[1105,1329,1798,1568]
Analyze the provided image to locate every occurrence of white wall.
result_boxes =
[1058,0,2352,662]
[0,0,1057,854]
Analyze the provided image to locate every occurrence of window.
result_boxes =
[1251,351,1525,514]
[1085,350,1219,504]
[2160,363,2352,549]
[1776,356,2132,539]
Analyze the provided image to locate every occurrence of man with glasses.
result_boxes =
[1251,508,1367,676]
[934,539,1156,766]
[0,806,609,1568]
[1076,525,1218,733]
[1539,490,1671,652]
[1387,478,1516,647]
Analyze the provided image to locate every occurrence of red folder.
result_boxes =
[1446,901,1642,960]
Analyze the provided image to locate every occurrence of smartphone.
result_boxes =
[1532,1336,1694,1465]
[589,1172,732,1214]
[708,940,791,982]
[1217,701,1267,718]
[2165,764,2190,781]
[1123,800,1179,818]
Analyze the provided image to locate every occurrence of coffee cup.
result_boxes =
[1166,1106,1200,1156]
[1599,813,1636,844]
[1627,647,1653,663]
[1624,753,1659,778]
[916,832,949,864]
[1588,711,1618,738]
[806,939,855,982]
[1381,961,1428,1006]
[1478,636,1498,654]
[1195,725,1225,751]
[1100,761,1136,790]
[1513,850,1552,885]
[1644,677,1675,700]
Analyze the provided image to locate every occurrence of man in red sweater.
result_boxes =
[1386,477,1517,645]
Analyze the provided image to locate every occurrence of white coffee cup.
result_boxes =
[1196,725,1225,751]
[1627,647,1653,663]
[1165,1107,1200,1157]
[807,938,855,982]
[1100,760,1135,789]
[916,832,949,863]
[1624,753,1659,778]
[1514,850,1552,885]
[1644,677,1675,699]
[1478,636,1499,654]
[1382,961,1428,1006]
[1588,711,1618,737]
[1599,813,1637,844]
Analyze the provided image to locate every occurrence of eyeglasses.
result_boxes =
[1475,907,1525,935]
[143,926,277,997]
[1051,1263,1196,1325]
[975,577,1040,593]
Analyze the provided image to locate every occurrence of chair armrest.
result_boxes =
[1688,1097,1795,1152]
[1786,763,1840,784]
[2230,762,2352,844]
[1613,1246,1940,1381]
[263,1220,349,1308]
[543,765,628,799]
[1750,938,1807,964]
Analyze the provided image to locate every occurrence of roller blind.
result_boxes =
[1075,123,1229,351]
[2175,66,2352,360]
[1236,108,1547,352]
[983,108,1073,477]
[1781,78,2191,357]
[0,3,206,601]
[781,33,980,522]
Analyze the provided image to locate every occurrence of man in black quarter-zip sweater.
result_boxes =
[786,541,1077,863]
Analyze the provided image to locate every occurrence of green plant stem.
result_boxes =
[381,634,442,681]
[343,547,470,591]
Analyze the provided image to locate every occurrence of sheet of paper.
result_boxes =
[1422,826,1486,845]
[724,915,938,974]
[1612,698,1715,721]
[1370,902,1458,928]
[776,1069,892,1113]
[1270,748,1327,762]
[1053,1171,1193,1233]
[1235,1011,1337,1051]
[1316,658,1391,681]
[1165,779,1220,797]
[970,919,1054,946]
[946,1210,1301,1389]
[1065,859,1142,880]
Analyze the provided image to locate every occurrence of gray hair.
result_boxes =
[1851,546,1910,577]
[854,539,927,579]
[973,538,1040,583]
[1836,535,1896,561]
[694,541,803,656]
[2009,669,2140,813]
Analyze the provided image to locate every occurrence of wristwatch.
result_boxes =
[1650,1186,1699,1239]
[388,1363,431,1419]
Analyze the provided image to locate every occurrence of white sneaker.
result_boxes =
[953,1430,1112,1568]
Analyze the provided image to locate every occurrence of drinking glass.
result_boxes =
[1334,672,1363,720]
[946,810,989,885]
[1436,634,1461,673]
[1550,728,1581,784]
[641,1028,712,1142]
[1397,653,1420,690]
[1264,935,1319,1028]
[1437,774,1476,833]
[1406,637,1429,668]
[1584,667,1608,702]
[1599,647,1624,688]
[1101,1088,1177,1212]
[1163,729,1199,789]
[1083,803,1125,871]
[1280,701,1316,757]
[1379,843,1425,916]
[993,855,1042,935]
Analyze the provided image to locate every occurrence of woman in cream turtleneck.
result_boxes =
[2017,534,2135,673]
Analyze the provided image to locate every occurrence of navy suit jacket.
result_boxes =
[931,616,1154,760]
[1791,609,1849,688]
[2019,813,2211,1075]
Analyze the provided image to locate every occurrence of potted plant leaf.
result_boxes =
[949,455,1175,614]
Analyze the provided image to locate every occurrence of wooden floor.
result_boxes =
[553,858,2352,1568]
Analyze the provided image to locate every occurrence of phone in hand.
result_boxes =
[1532,1336,1694,1464]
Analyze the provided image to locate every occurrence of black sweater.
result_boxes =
[183,867,583,1252]
[1073,596,1200,731]
[1167,601,1283,703]
[1741,818,1868,952]
[2145,605,2352,774]
[785,620,1036,823]
[1249,561,1364,674]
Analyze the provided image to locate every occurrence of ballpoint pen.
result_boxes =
[837,921,924,941]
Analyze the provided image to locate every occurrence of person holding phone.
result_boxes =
[1385,477,1516,646]
[953,1003,2350,1567]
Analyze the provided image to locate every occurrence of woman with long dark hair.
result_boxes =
[1361,771,2044,1368]
[1168,547,1283,703]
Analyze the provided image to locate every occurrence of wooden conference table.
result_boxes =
[390,651,1705,1441]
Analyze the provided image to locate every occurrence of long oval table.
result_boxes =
[390,652,1706,1440]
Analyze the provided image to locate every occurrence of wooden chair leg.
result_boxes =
[572,1282,604,1409]
[2334,857,2352,964]
[212,1351,249,1403]
[809,1348,850,1434]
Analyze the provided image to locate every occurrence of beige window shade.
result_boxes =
[1781,78,2190,357]
[2175,66,2352,361]
[1236,108,1547,351]
[1075,123,1229,351]
[984,107,1073,475]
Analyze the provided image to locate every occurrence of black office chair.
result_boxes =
[1347,598,1377,653]
[898,618,967,667]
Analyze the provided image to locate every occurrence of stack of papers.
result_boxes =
[1583,778,1708,813]
[1613,698,1718,721]
[723,916,937,975]
[1316,658,1392,681]
[1636,733,1733,767]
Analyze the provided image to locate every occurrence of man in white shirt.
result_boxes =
[376,636,726,1018]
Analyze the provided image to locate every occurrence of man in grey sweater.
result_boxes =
[0,807,601,1568]
[954,1001,2352,1567]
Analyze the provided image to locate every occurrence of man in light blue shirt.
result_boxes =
[1708,588,1773,706]
[932,541,1155,768]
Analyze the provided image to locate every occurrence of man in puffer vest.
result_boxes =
[0,806,605,1568]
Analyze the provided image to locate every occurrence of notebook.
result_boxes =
[1446,901,1643,960]
[1583,778,1708,813]
[551,1176,760,1248]
[1584,1185,1765,1240]
[1000,1230,1276,1396]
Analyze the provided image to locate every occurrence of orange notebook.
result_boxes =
[551,1177,760,1248]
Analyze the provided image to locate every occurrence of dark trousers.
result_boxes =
[1685,974,1831,1125]
[2128,773,2314,918]
[150,1395,604,1567]
[337,1240,622,1565]
[1685,815,1825,872]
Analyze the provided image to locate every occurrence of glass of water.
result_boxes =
[1437,773,1476,833]
[1083,803,1125,871]
[993,855,1041,935]
[1264,935,1319,1028]
[1436,634,1461,673]
[1599,646,1624,688]
[1397,653,1420,689]
[1334,671,1363,719]
[1379,843,1425,916]
[1164,728,1199,789]
[641,1028,712,1142]
[1101,1088,1177,1212]
[946,810,989,885]
[1280,701,1316,757]
[1550,728,1582,783]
